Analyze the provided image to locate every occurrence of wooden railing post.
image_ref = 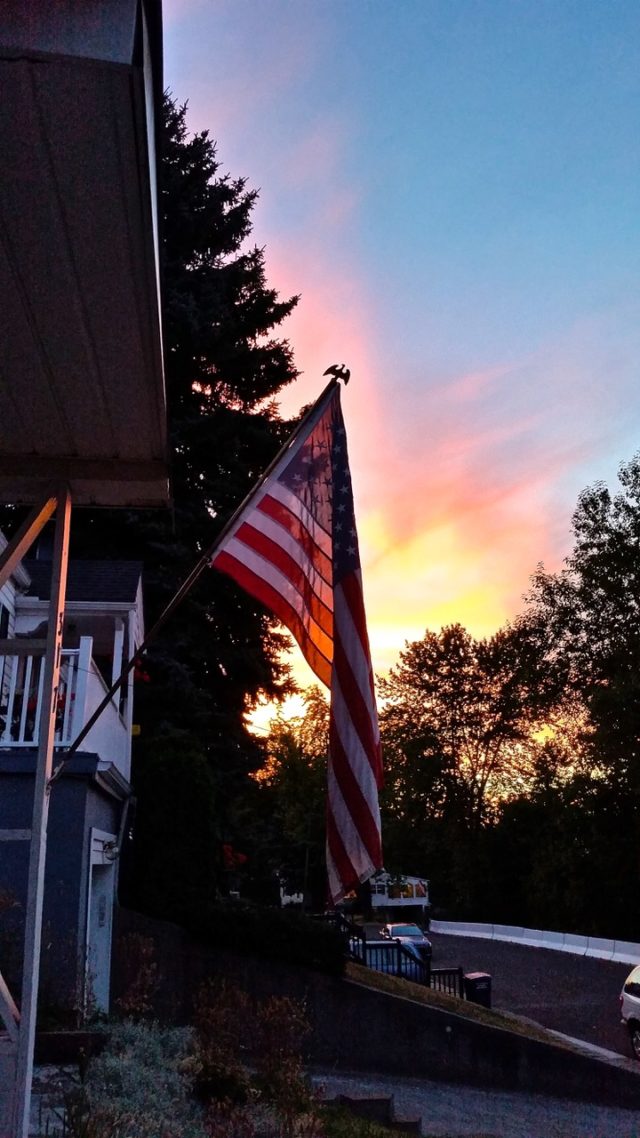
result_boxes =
[73,638,92,744]
[12,486,71,1138]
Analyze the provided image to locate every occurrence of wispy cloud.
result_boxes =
[164,0,640,682]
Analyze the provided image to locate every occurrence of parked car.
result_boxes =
[380,922,432,961]
[620,964,640,1058]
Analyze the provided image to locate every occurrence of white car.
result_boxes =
[620,964,640,1058]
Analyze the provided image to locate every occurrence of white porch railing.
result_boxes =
[0,644,85,746]
[0,637,127,764]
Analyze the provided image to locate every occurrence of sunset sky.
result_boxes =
[164,0,640,693]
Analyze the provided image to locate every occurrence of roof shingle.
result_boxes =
[23,559,142,604]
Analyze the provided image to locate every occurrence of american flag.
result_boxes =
[211,381,382,902]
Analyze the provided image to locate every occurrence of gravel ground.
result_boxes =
[313,1067,640,1138]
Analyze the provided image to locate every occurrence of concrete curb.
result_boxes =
[431,922,640,964]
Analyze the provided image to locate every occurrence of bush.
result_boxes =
[254,995,315,1135]
[114,933,159,1020]
[66,1020,203,1137]
[187,978,253,1104]
[188,901,346,976]
[65,1000,415,1138]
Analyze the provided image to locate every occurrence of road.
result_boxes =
[429,930,632,1057]
[348,926,640,1134]
[363,924,633,1056]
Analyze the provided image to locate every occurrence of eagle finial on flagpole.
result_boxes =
[323,363,350,385]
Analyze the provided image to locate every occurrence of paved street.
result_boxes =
[364,925,633,1056]
[428,931,632,1057]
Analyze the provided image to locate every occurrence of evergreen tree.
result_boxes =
[68,96,302,917]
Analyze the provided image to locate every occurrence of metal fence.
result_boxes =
[322,912,466,998]
[430,966,465,998]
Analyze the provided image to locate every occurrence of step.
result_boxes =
[331,1093,422,1134]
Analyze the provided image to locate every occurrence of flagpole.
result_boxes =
[50,375,341,778]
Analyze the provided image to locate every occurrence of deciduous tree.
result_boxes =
[247,687,329,908]
[528,456,640,794]
[379,621,560,832]
[526,455,640,934]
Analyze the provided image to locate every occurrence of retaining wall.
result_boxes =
[431,921,640,964]
[0,1036,16,1135]
[112,909,640,1109]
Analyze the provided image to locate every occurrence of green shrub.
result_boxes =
[67,1020,204,1137]
[188,901,346,976]
[67,990,419,1138]
[187,978,253,1104]
[254,995,316,1135]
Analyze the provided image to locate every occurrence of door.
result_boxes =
[86,831,117,1014]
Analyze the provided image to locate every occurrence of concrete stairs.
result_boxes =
[331,1092,422,1134]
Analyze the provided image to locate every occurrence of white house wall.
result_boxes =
[80,663,129,777]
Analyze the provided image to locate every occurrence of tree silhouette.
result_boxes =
[68,95,302,916]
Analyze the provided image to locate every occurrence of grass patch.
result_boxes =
[319,1103,411,1135]
[345,962,573,1050]
[320,1103,490,1137]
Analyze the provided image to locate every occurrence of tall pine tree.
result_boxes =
[68,96,302,918]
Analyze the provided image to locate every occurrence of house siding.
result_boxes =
[0,753,125,1012]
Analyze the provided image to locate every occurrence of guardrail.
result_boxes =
[431,921,640,965]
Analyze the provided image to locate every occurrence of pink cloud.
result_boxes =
[444,362,519,402]
[282,118,349,187]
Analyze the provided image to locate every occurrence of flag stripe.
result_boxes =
[258,493,333,583]
[326,798,359,890]
[327,757,379,879]
[233,521,333,635]
[332,672,381,794]
[214,541,333,660]
[329,715,382,866]
[267,480,333,555]
[339,574,383,783]
[332,635,379,779]
[330,672,380,811]
[237,509,333,610]
[326,773,362,881]
[210,384,382,904]
[213,550,332,687]
[326,812,356,901]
